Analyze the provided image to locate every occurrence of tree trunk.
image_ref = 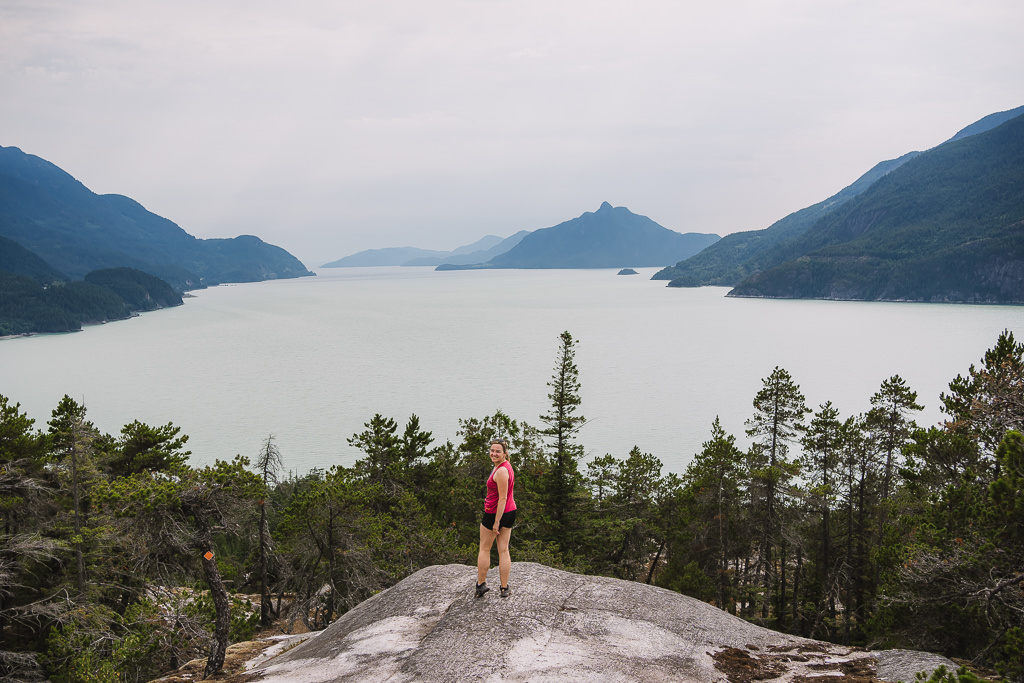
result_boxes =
[822,506,831,621]
[71,439,86,600]
[328,507,337,623]
[645,539,665,584]
[762,529,773,621]
[855,475,867,632]
[778,539,787,630]
[745,557,753,618]
[199,538,230,679]
[792,548,802,634]
[259,502,272,626]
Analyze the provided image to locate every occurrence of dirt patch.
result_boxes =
[792,658,881,683]
[149,640,274,682]
[713,647,789,682]
[713,645,883,683]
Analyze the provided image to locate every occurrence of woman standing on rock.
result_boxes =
[476,438,516,598]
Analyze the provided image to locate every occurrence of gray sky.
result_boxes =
[2,0,1022,267]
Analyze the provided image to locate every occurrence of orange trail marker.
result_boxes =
[204,551,214,561]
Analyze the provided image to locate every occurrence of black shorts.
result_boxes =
[481,509,517,530]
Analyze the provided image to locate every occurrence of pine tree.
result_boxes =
[0,394,55,674]
[538,331,586,550]
[745,367,809,623]
[865,375,923,501]
[96,457,263,678]
[836,414,878,643]
[941,329,1024,457]
[684,417,746,611]
[47,396,100,601]
[800,401,844,633]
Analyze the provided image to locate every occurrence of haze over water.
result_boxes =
[2,267,1021,476]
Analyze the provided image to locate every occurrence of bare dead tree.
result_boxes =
[254,434,283,627]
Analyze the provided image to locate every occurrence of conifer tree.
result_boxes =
[538,331,586,550]
[941,329,1024,458]
[107,419,191,477]
[683,417,746,611]
[865,375,923,501]
[800,401,844,632]
[0,395,54,677]
[47,396,100,601]
[97,457,262,678]
[348,414,401,490]
[274,469,348,627]
[745,366,809,623]
[610,446,663,581]
[836,414,878,642]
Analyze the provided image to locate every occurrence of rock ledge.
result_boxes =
[240,563,952,682]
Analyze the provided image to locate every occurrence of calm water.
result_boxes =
[2,267,1021,476]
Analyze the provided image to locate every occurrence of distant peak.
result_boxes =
[598,201,614,211]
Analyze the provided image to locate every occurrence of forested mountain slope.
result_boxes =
[729,111,1024,303]
[654,104,1024,288]
[0,266,182,335]
[652,152,919,286]
[0,145,313,290]
[0,234,65,280]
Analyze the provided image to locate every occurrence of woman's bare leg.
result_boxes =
[477,524,495,585]
[496,527,512,588]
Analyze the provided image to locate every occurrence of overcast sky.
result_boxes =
[2,0,1022,266]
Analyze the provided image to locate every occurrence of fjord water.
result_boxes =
[2,267,1021,476]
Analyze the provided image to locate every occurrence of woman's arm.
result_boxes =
[492,466,509,534]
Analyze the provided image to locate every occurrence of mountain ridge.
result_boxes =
[0,145,314,290]
[321,232,528,268]
[728,110,1024,303]
[653,104,1024,291]
[652,152,920,286]
[404,231,530,266]
[438,202,719,270]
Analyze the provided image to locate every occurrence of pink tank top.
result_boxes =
[484,460,516,514]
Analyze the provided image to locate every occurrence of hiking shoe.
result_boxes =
[500,586,510,598]
[475,583,489,598]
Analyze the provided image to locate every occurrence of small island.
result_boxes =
[617,268,638,275]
